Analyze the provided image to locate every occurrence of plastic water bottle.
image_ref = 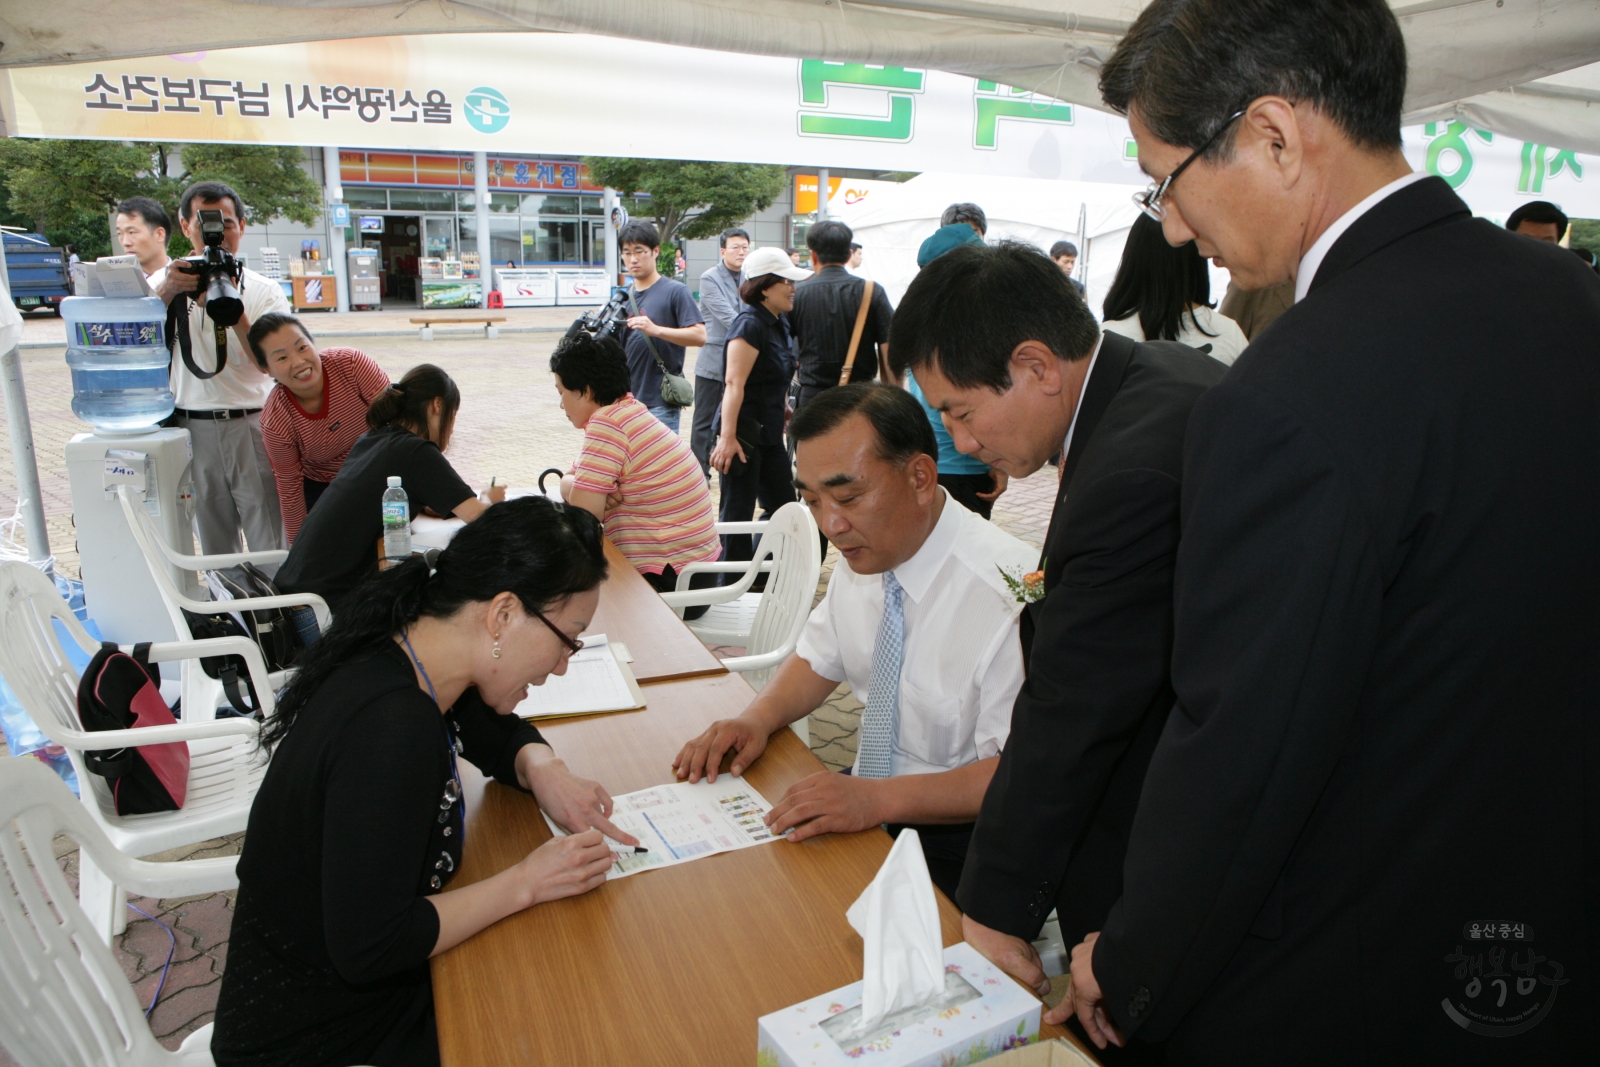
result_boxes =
[61,295,174,434]
[382,476,411,561]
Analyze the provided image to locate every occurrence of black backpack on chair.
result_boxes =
[183,562,304,717]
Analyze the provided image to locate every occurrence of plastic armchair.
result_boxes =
[661,502,822,723]
[116,484,329,720]
[0,561,271,943]
[0,757,234,1067]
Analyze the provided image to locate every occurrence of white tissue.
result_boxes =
[846,828,945,1031]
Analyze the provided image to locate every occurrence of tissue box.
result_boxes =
[757,942,1040,1067]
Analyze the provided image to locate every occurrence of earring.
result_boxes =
[492,634,502,659]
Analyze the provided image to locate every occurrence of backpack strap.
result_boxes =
[217,661,263,718]
[130,641,161,690]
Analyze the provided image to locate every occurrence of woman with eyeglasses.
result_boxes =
[213,497,635,1067]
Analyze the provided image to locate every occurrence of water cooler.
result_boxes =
[64,429,200,647]
[59,292,200,649]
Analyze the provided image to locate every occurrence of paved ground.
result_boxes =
[0,331,1055,1055]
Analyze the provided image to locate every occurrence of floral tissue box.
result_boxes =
[757,942,1041,1067]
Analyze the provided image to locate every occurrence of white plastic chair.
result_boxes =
[660,503,822,740]
[0,756,233,1066]
[117,484,329,721]
[0,561,270,943]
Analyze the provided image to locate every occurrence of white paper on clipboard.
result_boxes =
[515,634,645,719]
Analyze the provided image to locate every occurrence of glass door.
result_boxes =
[423,215,456,260]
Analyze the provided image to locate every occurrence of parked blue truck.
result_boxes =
[2,232,72,314]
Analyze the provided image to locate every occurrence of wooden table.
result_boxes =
[431,668,1081,1065]
[590,539,727,684]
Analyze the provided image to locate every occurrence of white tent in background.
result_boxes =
[829,173,1142,314]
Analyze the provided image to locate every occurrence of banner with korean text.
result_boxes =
[2,33,1596,218]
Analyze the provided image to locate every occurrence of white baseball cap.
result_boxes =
[742,246,811,282]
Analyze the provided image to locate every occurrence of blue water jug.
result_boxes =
[61,295,174,434]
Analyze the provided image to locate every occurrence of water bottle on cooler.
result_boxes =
[60,295,175,434]
[382,476,411,561]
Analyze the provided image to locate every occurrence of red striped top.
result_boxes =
[571,395,721,574]
[260,348,390,544]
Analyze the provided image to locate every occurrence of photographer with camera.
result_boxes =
[151,181,292,559]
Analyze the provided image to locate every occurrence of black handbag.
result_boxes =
[183,562,304,716]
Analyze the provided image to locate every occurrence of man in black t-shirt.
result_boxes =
[617,221,706,433]
[789,220,895,416]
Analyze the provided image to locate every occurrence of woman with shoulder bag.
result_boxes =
[709,248,810,569]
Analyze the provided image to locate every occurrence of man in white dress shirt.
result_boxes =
[152,181,291,557]
[673,382,1036,898]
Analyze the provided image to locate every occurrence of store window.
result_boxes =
[344,187,389,210]
[389,189,457,212]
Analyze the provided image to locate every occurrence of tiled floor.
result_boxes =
[0,333,1055,1056]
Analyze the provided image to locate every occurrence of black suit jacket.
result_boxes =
[1093,176,1600,1063]
[957,330,1226,951]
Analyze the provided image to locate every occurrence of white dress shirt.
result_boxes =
[1294,170,1430,303]
[1060,333,1103,462]
[1102,305,1249,365]
[796,489,1037,777]
[151,264,291,410]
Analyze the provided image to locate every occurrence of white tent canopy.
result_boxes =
[1,0,1597,152]
[830,172,1144,311]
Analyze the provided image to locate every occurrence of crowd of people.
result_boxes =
[98,1,1600,1063]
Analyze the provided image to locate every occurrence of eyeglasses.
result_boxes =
[1132,108,1248,222]
[532,608,585,655]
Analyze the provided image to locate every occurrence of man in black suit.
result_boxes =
[1057,1,1600,1063]
[891,241,1226,1059]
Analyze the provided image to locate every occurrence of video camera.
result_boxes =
[173,209,244,327]
[562,286,630,345]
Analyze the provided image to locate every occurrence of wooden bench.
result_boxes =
[408,315,507,340]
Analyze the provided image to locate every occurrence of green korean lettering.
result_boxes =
[972,83,1073,150]
[1521,143,1585,193]
[1424,121,1492,189]
[798,60,923,142]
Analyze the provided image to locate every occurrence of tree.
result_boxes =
[0,138,323,258]
[581,157,786,273]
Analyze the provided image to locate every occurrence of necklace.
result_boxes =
[400,631,465,883]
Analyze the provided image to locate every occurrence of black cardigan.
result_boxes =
[213,640,545,1067]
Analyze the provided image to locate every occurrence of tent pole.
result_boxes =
[0,234,52,570]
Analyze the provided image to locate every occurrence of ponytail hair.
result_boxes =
[260,496,608,752]
[366,363,461,437]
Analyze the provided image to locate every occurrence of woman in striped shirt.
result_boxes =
[551,332,720,617]
[249,313,391,544]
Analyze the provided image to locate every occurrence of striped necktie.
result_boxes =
[857,570,904,779]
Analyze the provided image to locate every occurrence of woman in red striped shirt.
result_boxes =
[249,313,391,544]
[550,332,721,617]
